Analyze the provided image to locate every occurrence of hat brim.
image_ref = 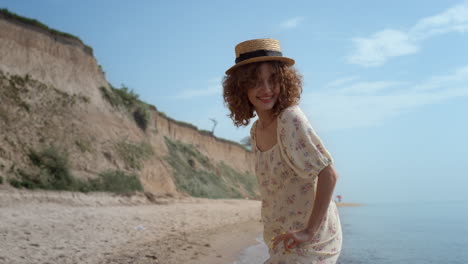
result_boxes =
[225,56,295,75]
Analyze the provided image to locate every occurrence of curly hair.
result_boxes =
[222,61,303,127]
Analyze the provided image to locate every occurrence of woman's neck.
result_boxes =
[256,109,276,129]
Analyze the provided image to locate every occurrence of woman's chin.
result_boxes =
[255,103,276,112]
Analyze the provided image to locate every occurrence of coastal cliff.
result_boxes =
[0,9,257,199]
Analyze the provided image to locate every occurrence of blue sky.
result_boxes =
[2,0,468,203]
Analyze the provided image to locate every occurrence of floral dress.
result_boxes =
[250,105,342,264]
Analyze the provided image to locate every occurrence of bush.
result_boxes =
[0,175,3,184]
[112,84,139,108]
[163,136,258,199]
[133,103,151,131]
[9,146,144,194]
[87,170,143,194]
[99,85,139,110]
[115,141,154,170]
[8,178,22,188]
[25,146,76,190]
[100,85,152,131]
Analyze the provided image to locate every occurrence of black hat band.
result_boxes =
[235,49,283,64]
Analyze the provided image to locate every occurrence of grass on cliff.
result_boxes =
[99,85,152,131]
[115,141,154,170]
[86,170,143,194]
[0,8,93,54]
[0,73,32,114]
[99,84,250,153]
[164,136,259,199]
[8,146,143,193]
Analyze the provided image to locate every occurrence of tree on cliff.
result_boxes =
[210,118,218,135]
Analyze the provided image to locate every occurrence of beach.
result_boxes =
[0,188,363,264]
[0,188,263,264]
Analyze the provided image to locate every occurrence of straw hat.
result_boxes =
[225,38,295,74]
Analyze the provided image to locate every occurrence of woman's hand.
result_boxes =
[271,229,316,252]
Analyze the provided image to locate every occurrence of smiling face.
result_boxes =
[247,62,280,113]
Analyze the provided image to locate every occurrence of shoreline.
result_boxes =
[0,188,361,264]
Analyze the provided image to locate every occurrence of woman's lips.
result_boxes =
[258,96,273,104]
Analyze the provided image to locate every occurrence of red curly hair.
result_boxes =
[222,61,303,127]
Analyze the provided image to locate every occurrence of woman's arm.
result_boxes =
[305,165,338,235]
[271,165,338,251]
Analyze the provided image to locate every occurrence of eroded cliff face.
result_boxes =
[0,12,256,198]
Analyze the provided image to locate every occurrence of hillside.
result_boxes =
[0,9,258,199]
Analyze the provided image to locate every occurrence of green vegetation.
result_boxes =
[0,175,3,184]
[1,72,89,117]
[164,136,258,199]
[115,141,154,170]
[133,103,151,131]
[218,162,258,198]
[99,84,139,109]
[87,170,143,194]
[1,73,32,113]
[99,85,152,131]
[8,146,143,193]
[16,146,77,190]
[0,8,93,55]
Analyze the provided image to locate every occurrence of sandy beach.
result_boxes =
[0,188,262,264]
[0,187,361,264]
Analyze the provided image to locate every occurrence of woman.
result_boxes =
[223,38,342,263]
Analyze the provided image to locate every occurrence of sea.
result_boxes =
[231,201,468,264]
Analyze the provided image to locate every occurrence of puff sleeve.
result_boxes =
[277,105,333,180]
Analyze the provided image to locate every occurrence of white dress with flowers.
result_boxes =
[250,105,342,264]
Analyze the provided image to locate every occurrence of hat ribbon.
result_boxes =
[235,49,283,63]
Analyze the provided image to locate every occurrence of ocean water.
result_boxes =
[231,201,468,264]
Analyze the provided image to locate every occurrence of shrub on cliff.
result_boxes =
[115,141,154,170]
[9,146,145,193]
[99,85,134,108]
[25,146,77,190]
[133,103,151,131]
[87,170,143,194]
[6,146,77,190]
[164,136,259,199]
[99,85,151,131]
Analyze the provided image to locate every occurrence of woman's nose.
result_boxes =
[260,80,272,92]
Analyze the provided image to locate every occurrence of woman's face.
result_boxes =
[247,63,280,112]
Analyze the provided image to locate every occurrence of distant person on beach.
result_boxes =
[223,38,342,263]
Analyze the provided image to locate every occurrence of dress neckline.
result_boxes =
[254,117,279,153]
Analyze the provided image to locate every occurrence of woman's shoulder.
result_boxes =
[278,104,306,122]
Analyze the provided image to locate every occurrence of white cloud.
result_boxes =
[411,2,468,40]
[348,2,468,67]
[280,17,305,30]
[301,65,468,132]
[348,30,419,67]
